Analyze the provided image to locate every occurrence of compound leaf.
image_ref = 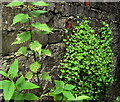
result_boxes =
[30,10,47,17]
[30,61,40,72]
[16,47,27,55]
[7,0,23,7]
[8,59,18,80]
[12,31,31,44]
[31,1,49,6]
[31,22,52,32]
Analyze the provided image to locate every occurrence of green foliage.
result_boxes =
[60,19,114,100]
[12,31,31,44]
[0,60,39,101]
[0,0,53,101]
[50,80,90,102]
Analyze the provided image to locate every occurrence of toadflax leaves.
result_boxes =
[12,31,31,45]
[31,22,52,32]
[7,0,23,7]
[31,1,49,6]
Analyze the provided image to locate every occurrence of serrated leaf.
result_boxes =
[25,72,33,80]
[3,80,15,101]
[41,49,51,56]
[55,80,64,88]
[16,47,27,55]
[7,0,23,7]
[64,84,75,90]
[29,41,42,55]
[8,59,18,79]
[11,13,30,26]
[12,91,24,102]
[30,10,47,17]
[77,95,90,100]
[31,1,49,6]
[54,87,63,94]
[0,71,8,78]
[16,75,39,92]
[30,61,40,72]
[23,93,39,100]
[12,31,31,44]
[36,30,50,35]
[31,22,51,32]
[41,72,52,83]
[63,91,75,100]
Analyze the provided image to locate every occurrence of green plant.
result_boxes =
[60,17,114,100]
[0,0,52,101]
[0,59,40,101]
[49,80,90,102]
[113,96,120,102]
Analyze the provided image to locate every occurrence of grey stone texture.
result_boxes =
[0,1,120,101]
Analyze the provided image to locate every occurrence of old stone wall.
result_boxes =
[0,1,120,101]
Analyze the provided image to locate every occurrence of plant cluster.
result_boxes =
[0,0,52,101]
[49,80,90,102]
[60,17,114,100]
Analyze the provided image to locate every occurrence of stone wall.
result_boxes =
[1,1,120,101]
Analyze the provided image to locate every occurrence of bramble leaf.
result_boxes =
[3,80,15,101]
[7,0,23,7]
[11,13,30,26]
[23,93,39,100]
[16,47,27,55]
[30,61,40,72]
[41,72,52,83]
[12,31,31,44]
[25,72,33,80]
[8,59,18,79]
[31,1,49,6]
[31,22,52,32]
[30,10,47,17]
[29,41,42,55]
[53,87,63,94]
[41,49,51,56]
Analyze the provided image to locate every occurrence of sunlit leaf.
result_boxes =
[31,1,49,6]
[7,0,23,7]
